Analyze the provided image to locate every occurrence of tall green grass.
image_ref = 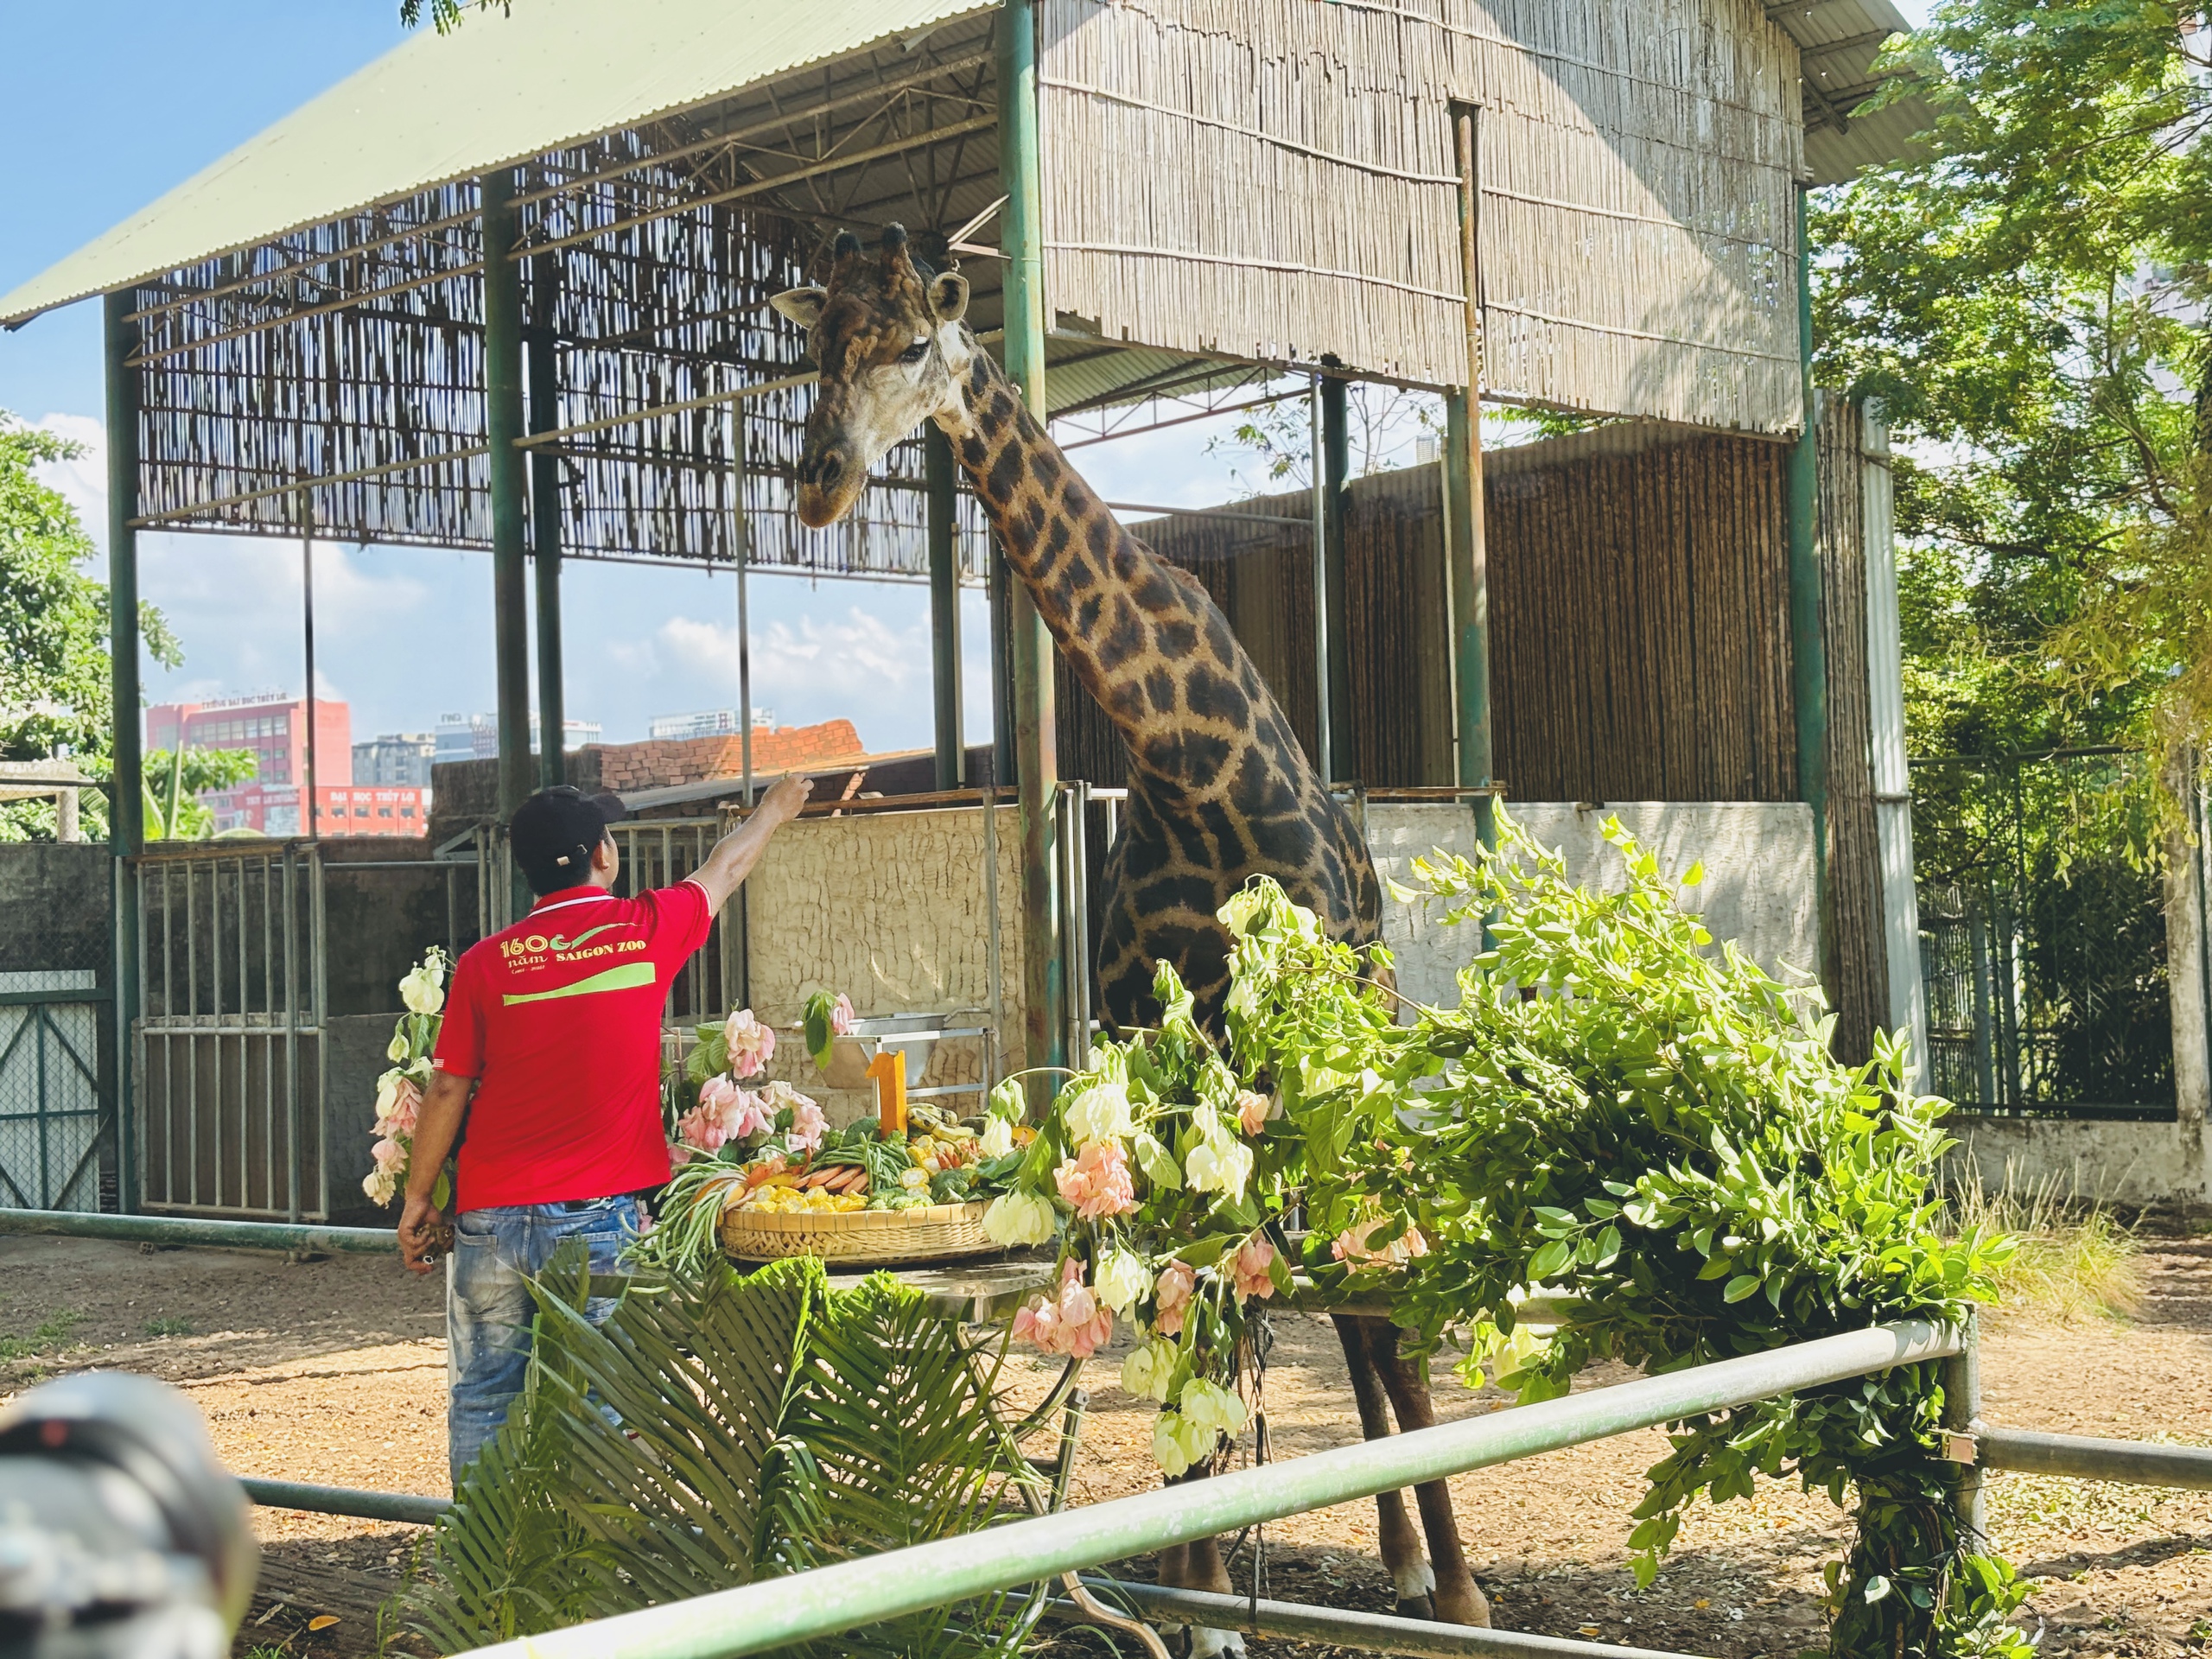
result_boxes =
[1948,1161,2142,1323]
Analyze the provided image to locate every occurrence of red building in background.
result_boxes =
[146,693,425,837]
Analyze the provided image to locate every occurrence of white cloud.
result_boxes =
[29,412,107,548]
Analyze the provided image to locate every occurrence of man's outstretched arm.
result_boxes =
[688,772,814,913]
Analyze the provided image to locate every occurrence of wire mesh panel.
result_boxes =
[608,820,741,1027]
[135,845,327,1218]
[0,970,105,1212]
[1912,752,2174,1120]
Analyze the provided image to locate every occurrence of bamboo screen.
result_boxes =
[1054,426,1799,802]
[1036,0,1805,433]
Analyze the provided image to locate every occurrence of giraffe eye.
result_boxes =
[899,340,931,365]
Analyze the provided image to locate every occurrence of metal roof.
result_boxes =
[1770,0,1935,186]
[0,0,989,327]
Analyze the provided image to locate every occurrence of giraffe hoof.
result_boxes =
[1395,1594,1436,1622]
[1185,1628,1247,1659]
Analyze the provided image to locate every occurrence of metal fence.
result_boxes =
[0,971,110,1211]
[1912,751,2176,1120]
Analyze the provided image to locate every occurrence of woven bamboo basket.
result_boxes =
[720,1198,999,1266]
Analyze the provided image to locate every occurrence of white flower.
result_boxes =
[399,963,444,1016]
[1094,1247,1151,1317]
[979,1115,1015,1159]
[386,1031,410,1064]
[982,1190,1058,1247]
[1120,1338,1178,1403]
[1063,1082,1134,1149]
[1152,1411,1196,1478]
[373,1068,404,1122]
[1179,1377,1249,1436]
[1183,1138,1253,1203]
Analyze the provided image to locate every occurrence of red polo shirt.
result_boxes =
[433,881,713,1211]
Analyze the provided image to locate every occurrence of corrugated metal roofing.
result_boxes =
[1772,0,1936,185]
[0,0,990,327]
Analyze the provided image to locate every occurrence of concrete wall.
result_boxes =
[1365,802,1820,1009]
[0,842,114,978]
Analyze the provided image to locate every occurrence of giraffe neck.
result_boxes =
[940,345,1300,798]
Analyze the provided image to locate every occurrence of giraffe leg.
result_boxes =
[1366,1325,1491,1629]
[1332,1314,1435,1618]
[1151,1471,1245,1658]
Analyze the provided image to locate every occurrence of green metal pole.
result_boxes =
[103,289,143,1214]
[528,251,566,790]
[926,424,964,791]
[1320,374,1352,783]
[1788,184,1828,955]
[0,1206,396,1254]
[451,1320,1961,1659]
[1450,107,1494,853]
[999,0,1064,1077]
[483,173,535,918]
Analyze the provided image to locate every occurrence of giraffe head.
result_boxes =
[771,225,974,529]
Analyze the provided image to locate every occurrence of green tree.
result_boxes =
[1813,0,2210,766]
[0,415,180,842]
[143,745,259,841]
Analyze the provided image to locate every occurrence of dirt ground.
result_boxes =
[2,1230,2207,1659]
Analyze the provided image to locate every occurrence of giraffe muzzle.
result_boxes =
[795,450,862,529]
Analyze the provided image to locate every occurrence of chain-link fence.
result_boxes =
[1912,750,2175,1120]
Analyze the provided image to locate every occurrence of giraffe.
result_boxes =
[772,226,1491,1647]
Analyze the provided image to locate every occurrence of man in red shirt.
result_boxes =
[397,773,810,1483]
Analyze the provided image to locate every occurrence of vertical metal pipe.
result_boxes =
[1942,1310,1985,1548]
[483,170,536,896]
[104,290,143,1213]
[988,537,1015,789]
[732,403,755,807]
[927,423,965,791]
[1307,377,1333,783]
[529,251,567,789]
[301,494,319,840]
[1319,373,1352,782]
[283,849,299,1220]
[1788,185,1829,959]
[1450,109,1494,852]
[999,0,1064,1079]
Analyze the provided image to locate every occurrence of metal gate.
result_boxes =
[135,843,327,1218]
[0,969,109,1211]
[1913,751,2175,1120]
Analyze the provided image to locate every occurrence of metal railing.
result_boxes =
[0,973,110,1212]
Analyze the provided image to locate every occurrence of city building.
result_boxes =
[646,708,777,741]
[210,782,427,838]
[147,692,351,790]
[354,732,435,789]
[434,712,601,763]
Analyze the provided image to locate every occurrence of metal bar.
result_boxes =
[185,858,200,1208]
[1320,372,1352,781]
[927,423,964,791]
[531,251,568,789]
[451,1321,1962,1659]
[308,846,328,1218]
[982,786,1004,1096]
[1309,375,1333,782]
[734,403,754,809]
[241,1478,450,1527]
[1077,1582,1690,1659]
[128,442,493,528]
[106,290,143,1215]
[1787,187,1827,963]
[1000,0,1062,1088]
[0,1206,396,1254]
[1977,1427,2212,1491]
[1942,1309,1984,1548]
[302,502,320,841]
[485,172,536,933]
[0,989,115,1007]
[282,849,301,1222]
[1450,107,1494,852]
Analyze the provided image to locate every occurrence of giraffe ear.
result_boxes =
[771,286,826,329]
[927,270,969,324]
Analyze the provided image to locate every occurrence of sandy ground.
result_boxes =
[1,1230,2207,1658]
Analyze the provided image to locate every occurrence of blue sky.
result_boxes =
[1,3,1927,758]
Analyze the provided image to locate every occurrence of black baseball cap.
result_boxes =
[511,785,631,894]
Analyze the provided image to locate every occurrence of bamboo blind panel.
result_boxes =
[1037,0,1804,432]
[1815,390,1885,1065]
[1055,424,1796,801]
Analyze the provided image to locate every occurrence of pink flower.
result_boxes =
[1332,1217,1430,1268]
[724,1009,776,1078]
[383,1077,423,1136]
[790,1097,827,1153]
[670,1141,696,1167]
[1014,1260,1115,1359]
[675,1104,728,1154]
[1053,1141,1137,1221]
[1154,1258,1196,1338]
[728,1089,774,1141]
[1230,1236,1277,1301]
[830,993,857,1036]
[371,1136,404,1173]
[1235,1090,1272,1136]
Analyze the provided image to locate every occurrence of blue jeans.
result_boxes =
[445,1196,639,1487]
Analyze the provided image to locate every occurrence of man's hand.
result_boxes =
[756,772,813,825]
[398,1193,449,1274]
[690,773,815,912]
